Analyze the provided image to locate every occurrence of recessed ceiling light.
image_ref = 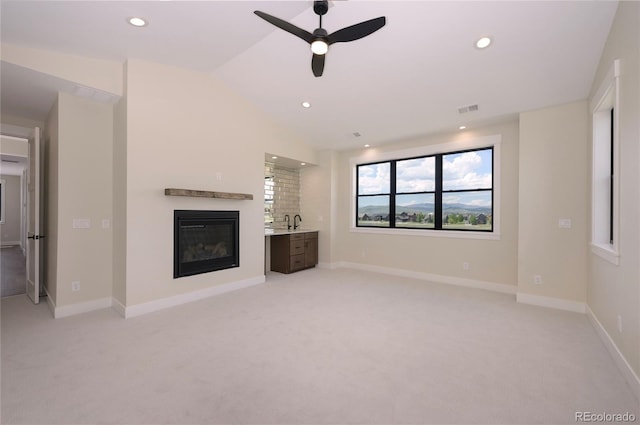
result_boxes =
[300,162,306,166]
[459,126,466,130]
[128,17,147,27]
[364,144,371,148]
[272,156,278,159]
[475,36,492,49]
[301,101,311,108]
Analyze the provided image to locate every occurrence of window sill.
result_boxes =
[590,243,619,265]
[350,226,500,240]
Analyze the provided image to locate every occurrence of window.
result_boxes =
[356,147,493,232]
[591,59,620,264]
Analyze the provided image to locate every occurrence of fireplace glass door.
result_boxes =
[174,210,239,278]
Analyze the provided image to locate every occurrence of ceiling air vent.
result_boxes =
[458,104,479,114]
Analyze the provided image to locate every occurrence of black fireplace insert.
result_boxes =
[174,210,239,278]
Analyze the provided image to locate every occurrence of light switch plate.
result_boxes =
[558,218,572,229]
[73,218,91,229]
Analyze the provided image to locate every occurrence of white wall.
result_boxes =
[1,44,122,97]
[112,93,127,306]
[334,121,519,289]
[45,99,59,304]
[0,175,22,244]
[51,92,114,308]
[588,1,640,380]
[122,59,317,307]
[518,101,589,306]
[301,150,340,267]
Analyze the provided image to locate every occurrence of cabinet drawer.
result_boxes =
[304,232,318,240]
[290,239,305,255]
[290,233,305,241]
[290,254,305,271]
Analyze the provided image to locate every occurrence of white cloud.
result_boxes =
[396,157,435,192]
[443,151,491,189]
[358,163,390,194]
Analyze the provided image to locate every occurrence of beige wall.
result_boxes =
[333,121,519,287]
[588,1,640,378]
[45,99,59,303]
[1,175,22,244]
[112,94,127,306]
[52,93,114,307]
[1,44,122,97]
[1,114,45,133]
[0,136,28,246]
[518,101,589,303]
[0,135,29,157]
[122,59,317,306]
[301,150,340,266]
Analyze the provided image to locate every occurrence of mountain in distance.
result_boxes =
[358,202,491,216]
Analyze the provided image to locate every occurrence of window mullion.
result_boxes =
[435,155,443,229]
[390,161,397,228]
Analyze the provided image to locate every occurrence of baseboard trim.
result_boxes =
[1,241,21,247]
[44,286,56,317]
[516,292,586,313]
[317,262,339,270]
[112,297,126,317]
[337,261,517,295]
[122,275,266,319]
[587,306,640,403]
[53,297,113,319]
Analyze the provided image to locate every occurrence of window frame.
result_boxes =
[0,178,5,224]
[351,135,501,240]
[590,59,620,265]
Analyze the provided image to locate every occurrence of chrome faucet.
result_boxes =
[294,214,302,230]
[284,214,291,230]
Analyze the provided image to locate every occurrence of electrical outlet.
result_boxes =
[534,275,543,285]
[463,262,470,271]
[72,281,80,292]
[361,250,366,258]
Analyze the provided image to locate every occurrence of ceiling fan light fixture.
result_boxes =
[311,39,329,55]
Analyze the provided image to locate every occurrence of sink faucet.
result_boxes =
[284,214,291,230]
[294,214,302,230]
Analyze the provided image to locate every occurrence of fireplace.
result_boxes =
[174,210,239,278]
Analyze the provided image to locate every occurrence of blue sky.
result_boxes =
[358,148,492,197]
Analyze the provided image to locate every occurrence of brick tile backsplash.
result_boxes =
[265,163,300,228]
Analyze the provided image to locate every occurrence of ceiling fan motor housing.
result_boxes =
[313,1,329,16]
[254,1,386,77]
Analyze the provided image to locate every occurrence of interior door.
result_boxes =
[26,127,42,304]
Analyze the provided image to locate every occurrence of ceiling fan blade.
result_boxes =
[312,54,325,77]
[327,16,386,44]
[254,11,314,43]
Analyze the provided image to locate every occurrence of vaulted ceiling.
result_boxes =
[1,1,618,150]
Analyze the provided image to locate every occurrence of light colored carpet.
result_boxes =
[1,268,638,424]
[1,245,26,298]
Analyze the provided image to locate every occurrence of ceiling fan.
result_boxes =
[254,0,386,77]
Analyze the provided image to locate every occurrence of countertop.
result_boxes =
[264,228,318,236]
